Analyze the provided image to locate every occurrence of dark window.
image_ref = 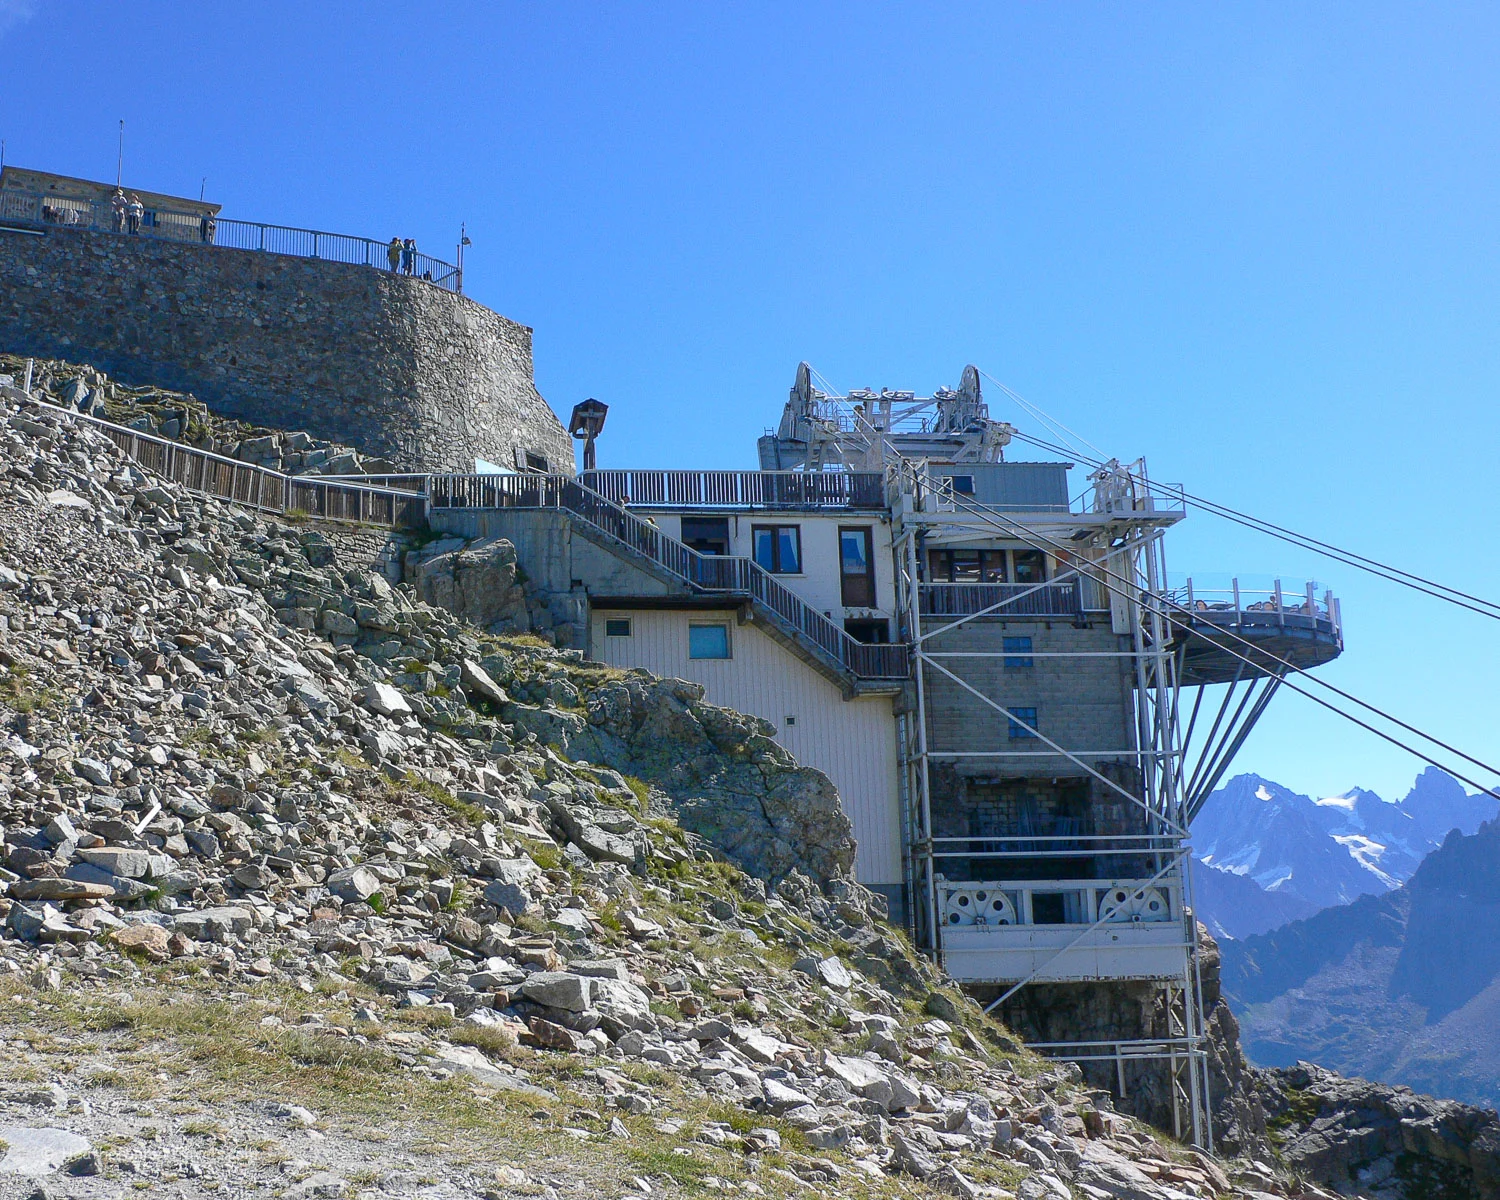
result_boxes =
[839,526,875,607]
[844,618,889,644]
[1007,706,1038,739]
[949,474,975,495]
[523,452,548,473]
[1031,892,1066,925]
[929,549,1007,583]
[604,618,632,637]
[681,516,731,556]
[1012,549,1047,584]
[752,525,801,573]
[688,623,730,659]
[1003,636,1033,669]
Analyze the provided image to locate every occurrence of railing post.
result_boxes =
[1274,579,1284,628]
[259,224,266,252]
[1232,577,1241,628]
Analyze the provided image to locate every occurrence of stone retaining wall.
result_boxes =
[0,224,573,474]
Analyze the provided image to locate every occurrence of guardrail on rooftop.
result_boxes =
[0,188,462,292]
[579,469,887,510]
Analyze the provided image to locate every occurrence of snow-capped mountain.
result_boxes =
[1191,767,1497,939]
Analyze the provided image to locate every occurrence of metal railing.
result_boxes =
[578,469,886,510]
[1168,578,1342,635]
[14,394,426,529]
[0,188,462,292]
[426,472,908,681]
[918,580,1086,618]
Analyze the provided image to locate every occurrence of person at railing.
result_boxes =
[387,236,402,273]
[111,188,127,233]
[401,237,416,276]
[199,214,216,245]
[127,194,145,235]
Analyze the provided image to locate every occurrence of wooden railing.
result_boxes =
[427,472,909,681]
[919,581,1085,619]
[578,469,886,509]
[26,399,426,529]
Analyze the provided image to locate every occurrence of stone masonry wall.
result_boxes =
[0,224,574,474]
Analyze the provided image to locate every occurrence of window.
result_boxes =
[523,451,548,473]
[605,618,632,637]
[688,623,730,659]
[751,525,801,574]
[1003,636,1033,669]
[681,516,730,556]
[839,526,875,607]
[1006,707,1039,739]
[949,474,975,495]
[928,549,1006,583]
[1012,549,1047,584]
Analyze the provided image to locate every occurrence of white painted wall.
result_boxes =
[647,511,897,628]
[590,607,903,887]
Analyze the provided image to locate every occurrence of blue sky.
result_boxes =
[3,2,1497,801]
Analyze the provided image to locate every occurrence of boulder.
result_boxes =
[460,658,509,707]
[362,682,411,717]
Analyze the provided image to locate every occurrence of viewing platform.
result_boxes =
[1171,579,1343,683]
[0,179,462,292]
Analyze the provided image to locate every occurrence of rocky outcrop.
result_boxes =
[570,671,858,886]
[411,536,531,634]
[1260,1062,1500,1200]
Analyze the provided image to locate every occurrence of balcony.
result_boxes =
[934,875,1189,984]
[918,580,1088,620]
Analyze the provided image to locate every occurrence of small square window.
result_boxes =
[689,623,731,659]
[950,474,975,495]
[524,451,548,473]
[1003,636,1033,669]
[1007,707,1038,739]
[605,618,632,637]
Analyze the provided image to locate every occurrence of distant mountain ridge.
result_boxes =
[1219,816,1500,1111]
[1190,767,1496,940]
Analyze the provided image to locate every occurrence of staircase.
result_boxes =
[425,473,909,687]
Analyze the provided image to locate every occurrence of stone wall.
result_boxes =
[0,224,573,474]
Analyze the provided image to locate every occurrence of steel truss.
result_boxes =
[888,458,1294,1151]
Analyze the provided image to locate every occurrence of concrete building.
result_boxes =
[425,362,1344,1143]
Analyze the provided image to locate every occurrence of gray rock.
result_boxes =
[326,866,381,902]
[363,681,411,717]
[74,846,151,879]
[71,757,112,786]
[0,1126,93,1177]
[173,906,254,940]
[460,658,509,707]
[520,972,593,1013]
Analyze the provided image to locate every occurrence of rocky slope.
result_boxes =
[1259,1063,1500,1200]
[1223,818,1500,1112]
[1193,772,1495,942]
[0,383,1321,1199]
[0,352,390,477]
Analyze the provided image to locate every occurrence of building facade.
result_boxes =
[427,363,1344,1145]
